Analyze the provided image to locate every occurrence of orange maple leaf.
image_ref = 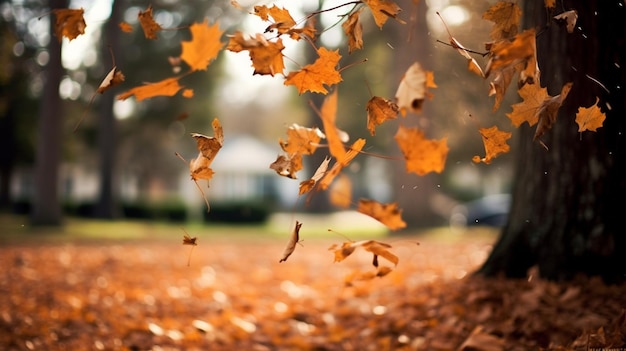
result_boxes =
[482,1,521,41]
[506,83,548,127]
[575,97,606,132]
[357,199,406,231]
[227,32,285,76]
[181,19,224,71]
[366,96,399,135]
[363,0,403,29]
[395,62,437,116]
[138,5,162,39]
[284,47,343,95]
[395,125,448,176]
[343,9,364,53]
[254,5,296,34]
[51,8,86,42]
[118,77,184,101]
[488,65,516,111]
[472,125,512,164]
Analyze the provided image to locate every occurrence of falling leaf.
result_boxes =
[254,5,296,34]
[279,124,325,156]
[366,96,399,136]
[299,156,331,195]
[180,19,224,71]
[270,153,303,179]
[318,138,366,190]
[534,82,573,141]
[482,1,521,41]
[227,32,285,76]
[472,126,512,164]
[329,174,352,208]
[138,5,162,39]
[437,12,484,77]
[544,0,556,8]
[357,199,406,231]
[284,47,343,95]
[395,62,437,116]
[181,228,198,267]
[330,239,398,266]
[485,29,536,79]
[362,0,404,29]
[51,8,86,42]
[279,221,303,263]
[343,9,364,53]
[575,97,606,132]
[320,89,348,161]
[118,77,184,101]
[506,83,548,127]
[186,118,224,211]
[96,67,125,94]
[488,65,516,111]
[119,22,133,33]
[394,125,448,176]
[554,10,578,34]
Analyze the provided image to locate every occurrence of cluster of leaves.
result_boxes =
[51,0,607,272]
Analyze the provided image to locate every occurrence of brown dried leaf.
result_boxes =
[279,221,303,263]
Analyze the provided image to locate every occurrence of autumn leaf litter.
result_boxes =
[1,229,624,351]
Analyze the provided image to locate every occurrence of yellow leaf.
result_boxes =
[472,126,512,164]
[357,200,406,231]
[227,32,285,76]
[482,1,521,41]
[342,9,364,53]
[363,0,403,29]
[506,83,548,127]
[366,96,399,136]
[117,77,184,101]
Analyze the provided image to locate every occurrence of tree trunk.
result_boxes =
[390,0,443,228]
[477,1,626,282]
[94,0,123,219]
[30,0,67,226]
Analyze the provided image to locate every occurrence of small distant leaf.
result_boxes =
[279,221,303,263]
[119,22,133,33]
[182,89,194,98]
[97,67,125,94]
[270,153,303,179]
[51,8,86,42]
[138,5,162,39]
[575,97,606,132]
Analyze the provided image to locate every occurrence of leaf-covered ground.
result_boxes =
[1,225,625,351]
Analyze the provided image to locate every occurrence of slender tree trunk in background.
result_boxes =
[94,0,123,219]
[477,1,626,282]
[390,0,442,228]
[31,0,67,226]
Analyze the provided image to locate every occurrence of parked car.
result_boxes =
[449,194,511,227]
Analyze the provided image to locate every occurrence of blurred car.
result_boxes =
[449,194,511,227]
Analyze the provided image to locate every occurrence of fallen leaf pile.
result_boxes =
[1,233,624,350]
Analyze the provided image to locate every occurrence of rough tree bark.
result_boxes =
[477,1,626,282]
[30,0,67,225]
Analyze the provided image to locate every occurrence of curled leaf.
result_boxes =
[279,221,303,263]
